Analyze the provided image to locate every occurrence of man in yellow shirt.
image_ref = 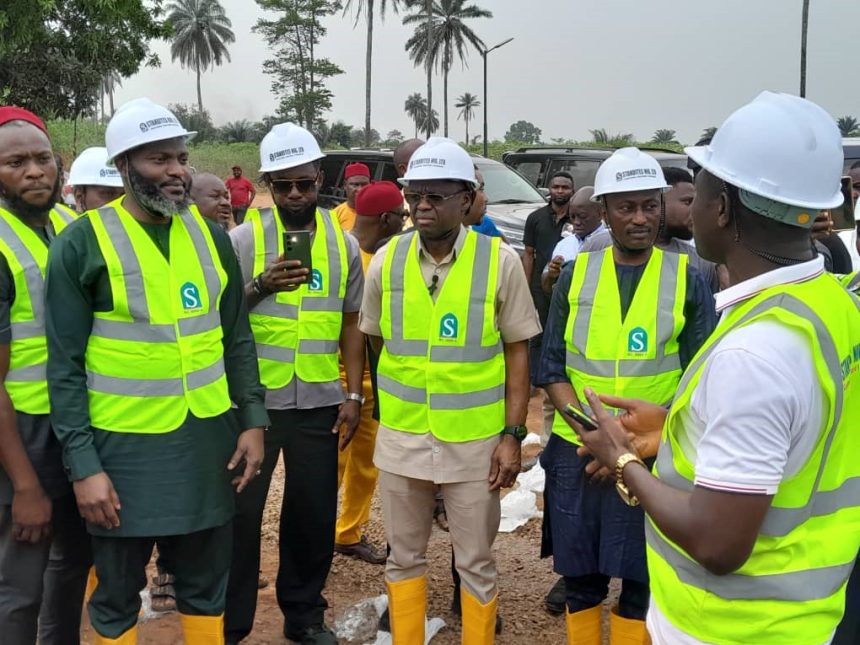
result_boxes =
[332,163,370,230]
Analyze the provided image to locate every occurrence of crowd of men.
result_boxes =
[0,89,858,645]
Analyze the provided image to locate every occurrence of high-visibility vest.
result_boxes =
[551,247,687,445]
[246,207,347,388]
[0,206,74,414]
[648,272,860,645]
[839,271,860,293]
[377,230,505,442]
[51,203,78,224]
[85,204,231,433]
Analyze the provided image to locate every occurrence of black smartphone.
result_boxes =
[562,403,599,431]
[830,176,856,231]
[282,230,313,284]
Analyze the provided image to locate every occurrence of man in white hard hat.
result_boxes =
[360,137,539,644]
[226,122,365,645]
[535,147,716,644]
[67,146,125,213]
[44,97,268,644]
[574,92,860,645]
[0,105,91,645]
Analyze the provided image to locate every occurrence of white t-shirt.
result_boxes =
[549,222,607,263]
[647,257,831,644]
[837,228,860,271]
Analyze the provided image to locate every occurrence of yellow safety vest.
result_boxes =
[552,247,687,445]
[0,206,74,414]
[377,230,505,442]
[85,204,231,433]
[51,203,78,223]
[648,273,860,645]
[838,271,860,293]
[246,207,347,389]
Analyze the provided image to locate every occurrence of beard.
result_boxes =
[278,200,317,228]
[663,223,694,241]
[127,163,190,219]
[0,180,53,221]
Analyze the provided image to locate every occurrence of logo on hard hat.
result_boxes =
[138,116,179,135]
[139,123,149,133]
[617,168,657,182]
[99,169,106,177]
[410,157,447,169]
[269,146,306,164]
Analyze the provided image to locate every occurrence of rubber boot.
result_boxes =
[564,604,601,645]
[460,588,498,645]
[609,607,651,645]
[92,625,138,644]
[386,576,427,645]
[84,566,98,604]
[180,613,225,645]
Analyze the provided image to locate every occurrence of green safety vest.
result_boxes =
[377,230,505,442]
[0,206,74,414]
[85,204,231,433]
[552,247,687,445]
[246,207,347,388]
[648,272,860,645]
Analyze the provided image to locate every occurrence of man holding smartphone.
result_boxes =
[227,123,365,645]
[536,147,715,644]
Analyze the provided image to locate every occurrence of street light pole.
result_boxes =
[482,37,514,157]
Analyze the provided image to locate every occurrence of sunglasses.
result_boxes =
[403,190,466,208]
[269,176,319,194]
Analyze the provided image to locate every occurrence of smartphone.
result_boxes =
[562,404,599,431]
[282,231,313,284]
[830,176,856,232]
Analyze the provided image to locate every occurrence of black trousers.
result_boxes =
[564,573,649,619]
[225,406,339,640]
[833,556,860,645]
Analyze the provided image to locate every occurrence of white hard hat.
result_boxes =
[591,147,670,201]
[105,98,196,162]
[68,147,124,188]
[399,137,478,187]
[259,122,325,173]
[686,91,843,223]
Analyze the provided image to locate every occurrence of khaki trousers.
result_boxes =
[379,470,500,603]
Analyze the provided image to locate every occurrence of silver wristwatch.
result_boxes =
[345,392,366,406]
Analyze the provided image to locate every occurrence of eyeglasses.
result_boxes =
[403,190,466,208]
[269,176,318,194]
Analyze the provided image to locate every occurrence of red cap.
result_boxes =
[355,181,403,217]
[0,106,48,135]
[344,162,371,180]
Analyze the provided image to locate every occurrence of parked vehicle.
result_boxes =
[502,146,689,191]
[319,149,546,252]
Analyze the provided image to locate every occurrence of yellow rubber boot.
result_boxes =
[386,576,427,645]
[84,566,98,604]
[564,604,602,645]
[460,588,498,645]
[92,625,138,644]
[609,607,651,645]
[180,613,225,645]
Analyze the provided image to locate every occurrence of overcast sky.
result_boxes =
[116,0,860,144]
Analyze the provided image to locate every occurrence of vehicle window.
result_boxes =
[380,162,399,183]
[547,159,601,191]
[319,158,345,200]
[508,161,542,187]
[477,162,544,204]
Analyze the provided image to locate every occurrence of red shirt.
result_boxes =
[225,176,255,207]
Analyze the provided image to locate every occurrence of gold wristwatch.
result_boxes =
[615,453,646,507]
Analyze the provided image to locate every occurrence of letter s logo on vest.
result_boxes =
[627,327,648,353]
[309,269,323,292]
[180,282,202,310]
[439,313,459,341]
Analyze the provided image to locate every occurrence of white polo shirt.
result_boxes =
[647,256,830,645]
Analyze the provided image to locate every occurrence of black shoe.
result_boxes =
[283,622,337,645]
[450,590,503,634]
[545,576,566,615]
[378,607,391,632]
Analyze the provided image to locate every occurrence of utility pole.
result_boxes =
[482,37,514,157]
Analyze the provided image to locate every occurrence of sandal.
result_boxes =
[150,583,176,612]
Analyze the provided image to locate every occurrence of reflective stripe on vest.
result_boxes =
[0,206,72,413]
[246,207,347,389]
[649,279,860,644]
[839,271,860,293]
[377,230,505,442]
[50,203,77,227]
[85,205,230,433]
[552,247,687,445]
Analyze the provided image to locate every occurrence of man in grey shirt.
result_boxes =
[225,123,365,645]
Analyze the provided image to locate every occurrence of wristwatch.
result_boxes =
[345,392,366,406]
[501,425,528,442]
[615,453,646,507]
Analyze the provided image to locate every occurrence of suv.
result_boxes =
[318,149,547,253]
[502,146,689,191]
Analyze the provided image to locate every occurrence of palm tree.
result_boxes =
[699,126,718,143]
[404,0,492,137]
[838,116,859,137]
[455,92,480,144]
[166,0,235,113]
[420,106,440,135]
[220,119,255,143]
[343,0,404,146]
[800,0,809,97]
[651,129,677,145]
[102,71,122,119]
[404,92,427,137]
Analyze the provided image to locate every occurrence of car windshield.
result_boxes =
[477,162,544,204]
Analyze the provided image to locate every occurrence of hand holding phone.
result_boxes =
[282,230,313,284]
[562,403,599,431]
